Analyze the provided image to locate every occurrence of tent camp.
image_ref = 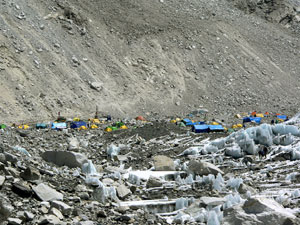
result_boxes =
[208,125,225,132]
[192,125,209,133]
[51,122,67,129]
[243,117,262,124]
[277,115,287,120]
[70,121,87,129]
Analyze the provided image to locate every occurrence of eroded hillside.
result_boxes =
[0,0,299,122]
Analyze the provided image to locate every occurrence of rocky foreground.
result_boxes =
[1,116,300,224]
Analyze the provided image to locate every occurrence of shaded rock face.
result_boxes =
[41,151,88,168]
[228,0,300,26]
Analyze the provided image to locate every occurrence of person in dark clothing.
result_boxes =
[258,145,268,159]
[271,120,275,125]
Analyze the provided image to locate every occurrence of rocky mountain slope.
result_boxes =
[0,0,299,122]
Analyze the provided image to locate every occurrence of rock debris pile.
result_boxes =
[1,116,300,224]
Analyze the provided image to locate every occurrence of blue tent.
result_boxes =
[208,125,225,132]
[183,118,192,124]
[250,117,262,124]
[243,117,251,123]
[70,121,87,129]
[36,123,47,129]
[51,122,67,129]
[192,125,209,133]
[277,115,287,120]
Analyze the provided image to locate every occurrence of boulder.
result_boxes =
[68,137,80,151]
[12,182,32,198]
[41,151,88,168]
[37,215,61,225]
[117,185,131,200]
[146,176,163,188]
[20,167,40,181]
[33,183,63,201]
[242,197,296,224]
[199,196,226,207]
[0,194,14,221]
[188,160,224,176]
[51,201,72,216]
[223,205,263,225]
[153,155,175,171]
[238,183,257,195]
[7,218,22,225]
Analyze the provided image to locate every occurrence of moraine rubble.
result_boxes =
[1,116,300,224]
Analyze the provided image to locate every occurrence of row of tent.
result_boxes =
[192,124,225,133]
[181,118,225,133]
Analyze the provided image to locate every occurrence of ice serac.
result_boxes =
[188,160,224,176]
[32,183,63,201]
[41,151,88,168]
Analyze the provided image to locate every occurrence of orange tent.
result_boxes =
[136,116,146,121]
[251,111,256,116]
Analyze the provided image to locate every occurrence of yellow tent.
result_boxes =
[176,118,181,122]
[105,127,112,132]
[18,124,29,129]
[256,114,264,118]
[120,125,128,129]
[237,124,243,128]
[211,122,219,125]
[91,124,98,129]
[79,126,87,130]
[170,120,177,123]
[92,119,100,124]
[232,124,238,129]
[73,117,80,121]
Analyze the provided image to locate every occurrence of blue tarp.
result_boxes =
[192,125,209,133]
[183,118,192,124]
[186,121,206,126]
[208,125,225,131]
[70,121,87,129]
[250,117,262,124]
[277,115,287,120]
[51,122,67,129]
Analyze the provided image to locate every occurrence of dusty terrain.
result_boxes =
[0,0,299,122]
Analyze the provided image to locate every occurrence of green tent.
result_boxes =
[0,124,6,129]
[111,126,118,131]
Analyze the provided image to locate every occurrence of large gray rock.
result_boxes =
[37,215,61,225]
[200,196,226,207]
[33,183,63,201]
[0,194,14,222]
[51,201,72,216]
[116,185,131,200]
[223,205,263,225]
[68,137,80,151]
[146,176,163,188]
[153,155,175,171]
[188,160,224,176]
[41,151,88,168]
